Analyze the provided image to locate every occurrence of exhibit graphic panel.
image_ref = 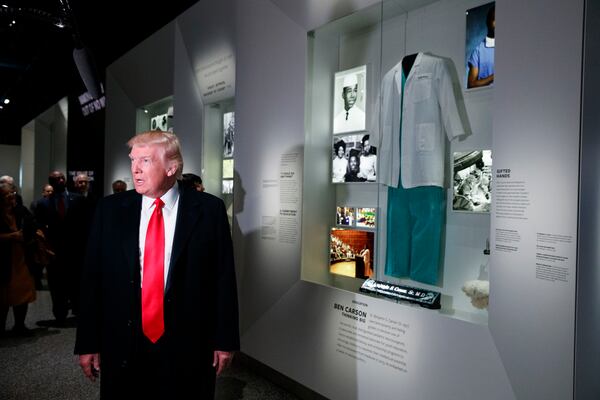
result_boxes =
[465,2,496,89]
[329,228,374,279]
[223,111,235,158]
[333,65,367,134]
[332,133,377,183]
[356,207,376,228]
[452,150,492,213]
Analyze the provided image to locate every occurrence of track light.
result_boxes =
[73,47,102,99]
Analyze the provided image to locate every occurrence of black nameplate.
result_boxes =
[360,279,441,309]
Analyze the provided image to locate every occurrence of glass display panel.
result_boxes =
[302,0,493,324]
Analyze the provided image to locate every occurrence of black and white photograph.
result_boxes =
[453,150,492,212]
[336,206,355,226]
[356,207,376,228]
[332,134,377,183]
[223,111,235,158]
[466,2,495,89]
[333,65,367,134]
[151,113,168,131]
[329,228,375,279]
[222,179,234,194]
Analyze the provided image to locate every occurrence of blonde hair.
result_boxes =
[127,131,184,178]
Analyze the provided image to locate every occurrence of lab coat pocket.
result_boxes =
[416,123,436,152]
[411,74,432,102]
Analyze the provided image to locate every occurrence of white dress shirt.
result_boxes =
[139,182,180,288]
[333,107,366,134]
[359,153,377,182]
[379,52,466,188]
[332,156,348,183]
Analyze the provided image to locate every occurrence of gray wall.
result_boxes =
[104,22,176,194]
[575,0,600,398]
[0,145,20,184]
[104,0,236,194]
[234,0,306,332]
[19,101,68,207]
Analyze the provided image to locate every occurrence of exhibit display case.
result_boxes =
[136,96,174,133]
[302,0,495,323]
[203,99,235,226]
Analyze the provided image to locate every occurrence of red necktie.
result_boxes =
[142,198,165,343]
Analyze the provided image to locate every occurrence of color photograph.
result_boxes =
[465,2,495,89]
[329,228,374,279]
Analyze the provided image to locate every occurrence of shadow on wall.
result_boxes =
[233,145,305,334]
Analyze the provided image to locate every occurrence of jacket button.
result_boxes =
[121,360,128,368]
[127,320,132,326]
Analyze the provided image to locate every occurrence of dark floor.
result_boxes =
[0,290,300,400]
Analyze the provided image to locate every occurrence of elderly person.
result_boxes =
[0,183,37,336]
[76,131,239,398]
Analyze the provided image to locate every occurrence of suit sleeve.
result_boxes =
[74,198,104,355]
[213,199,240,351]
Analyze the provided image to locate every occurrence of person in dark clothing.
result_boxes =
[75,131,239,399]
[34,171,84,323]
[0,183,37,335]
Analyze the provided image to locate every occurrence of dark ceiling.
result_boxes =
[0,0,199,145]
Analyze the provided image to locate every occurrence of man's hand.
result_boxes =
[213,350,235,376]
[79,353,101,382]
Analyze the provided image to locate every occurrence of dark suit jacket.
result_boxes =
[74,186,240,397]
[34,190,84,255]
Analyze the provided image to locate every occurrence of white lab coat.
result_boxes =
[379,53,466,188]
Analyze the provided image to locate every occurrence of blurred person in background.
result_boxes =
[0,183,37,336]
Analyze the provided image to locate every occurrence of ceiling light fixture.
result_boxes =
[3,98,10,104]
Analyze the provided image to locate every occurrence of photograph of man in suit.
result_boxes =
[75,131,239,399]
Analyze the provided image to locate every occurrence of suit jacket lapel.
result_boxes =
[166,189,202,292]
[121,193,142,284]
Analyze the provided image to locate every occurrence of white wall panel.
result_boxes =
[490,0,583,399]
[234,0,306,334]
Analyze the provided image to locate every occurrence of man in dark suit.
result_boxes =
[75,131,239,399]
[34,171,84,322]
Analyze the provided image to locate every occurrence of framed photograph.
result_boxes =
[223,111,235,158]
[151,113,168,131]
[333,65,367,134]
[223,159,234,179]
[222,179,234,194]
[452,150,492,213]
[356,207,376,228]
[332,134,377,183]
[465,2,495,89]
[336,206,355,226]
[329,228,375,279]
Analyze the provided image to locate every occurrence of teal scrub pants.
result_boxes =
[384,69,445,285]
[384,183,445,285]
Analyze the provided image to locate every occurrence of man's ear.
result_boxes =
[166,164,176,177]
